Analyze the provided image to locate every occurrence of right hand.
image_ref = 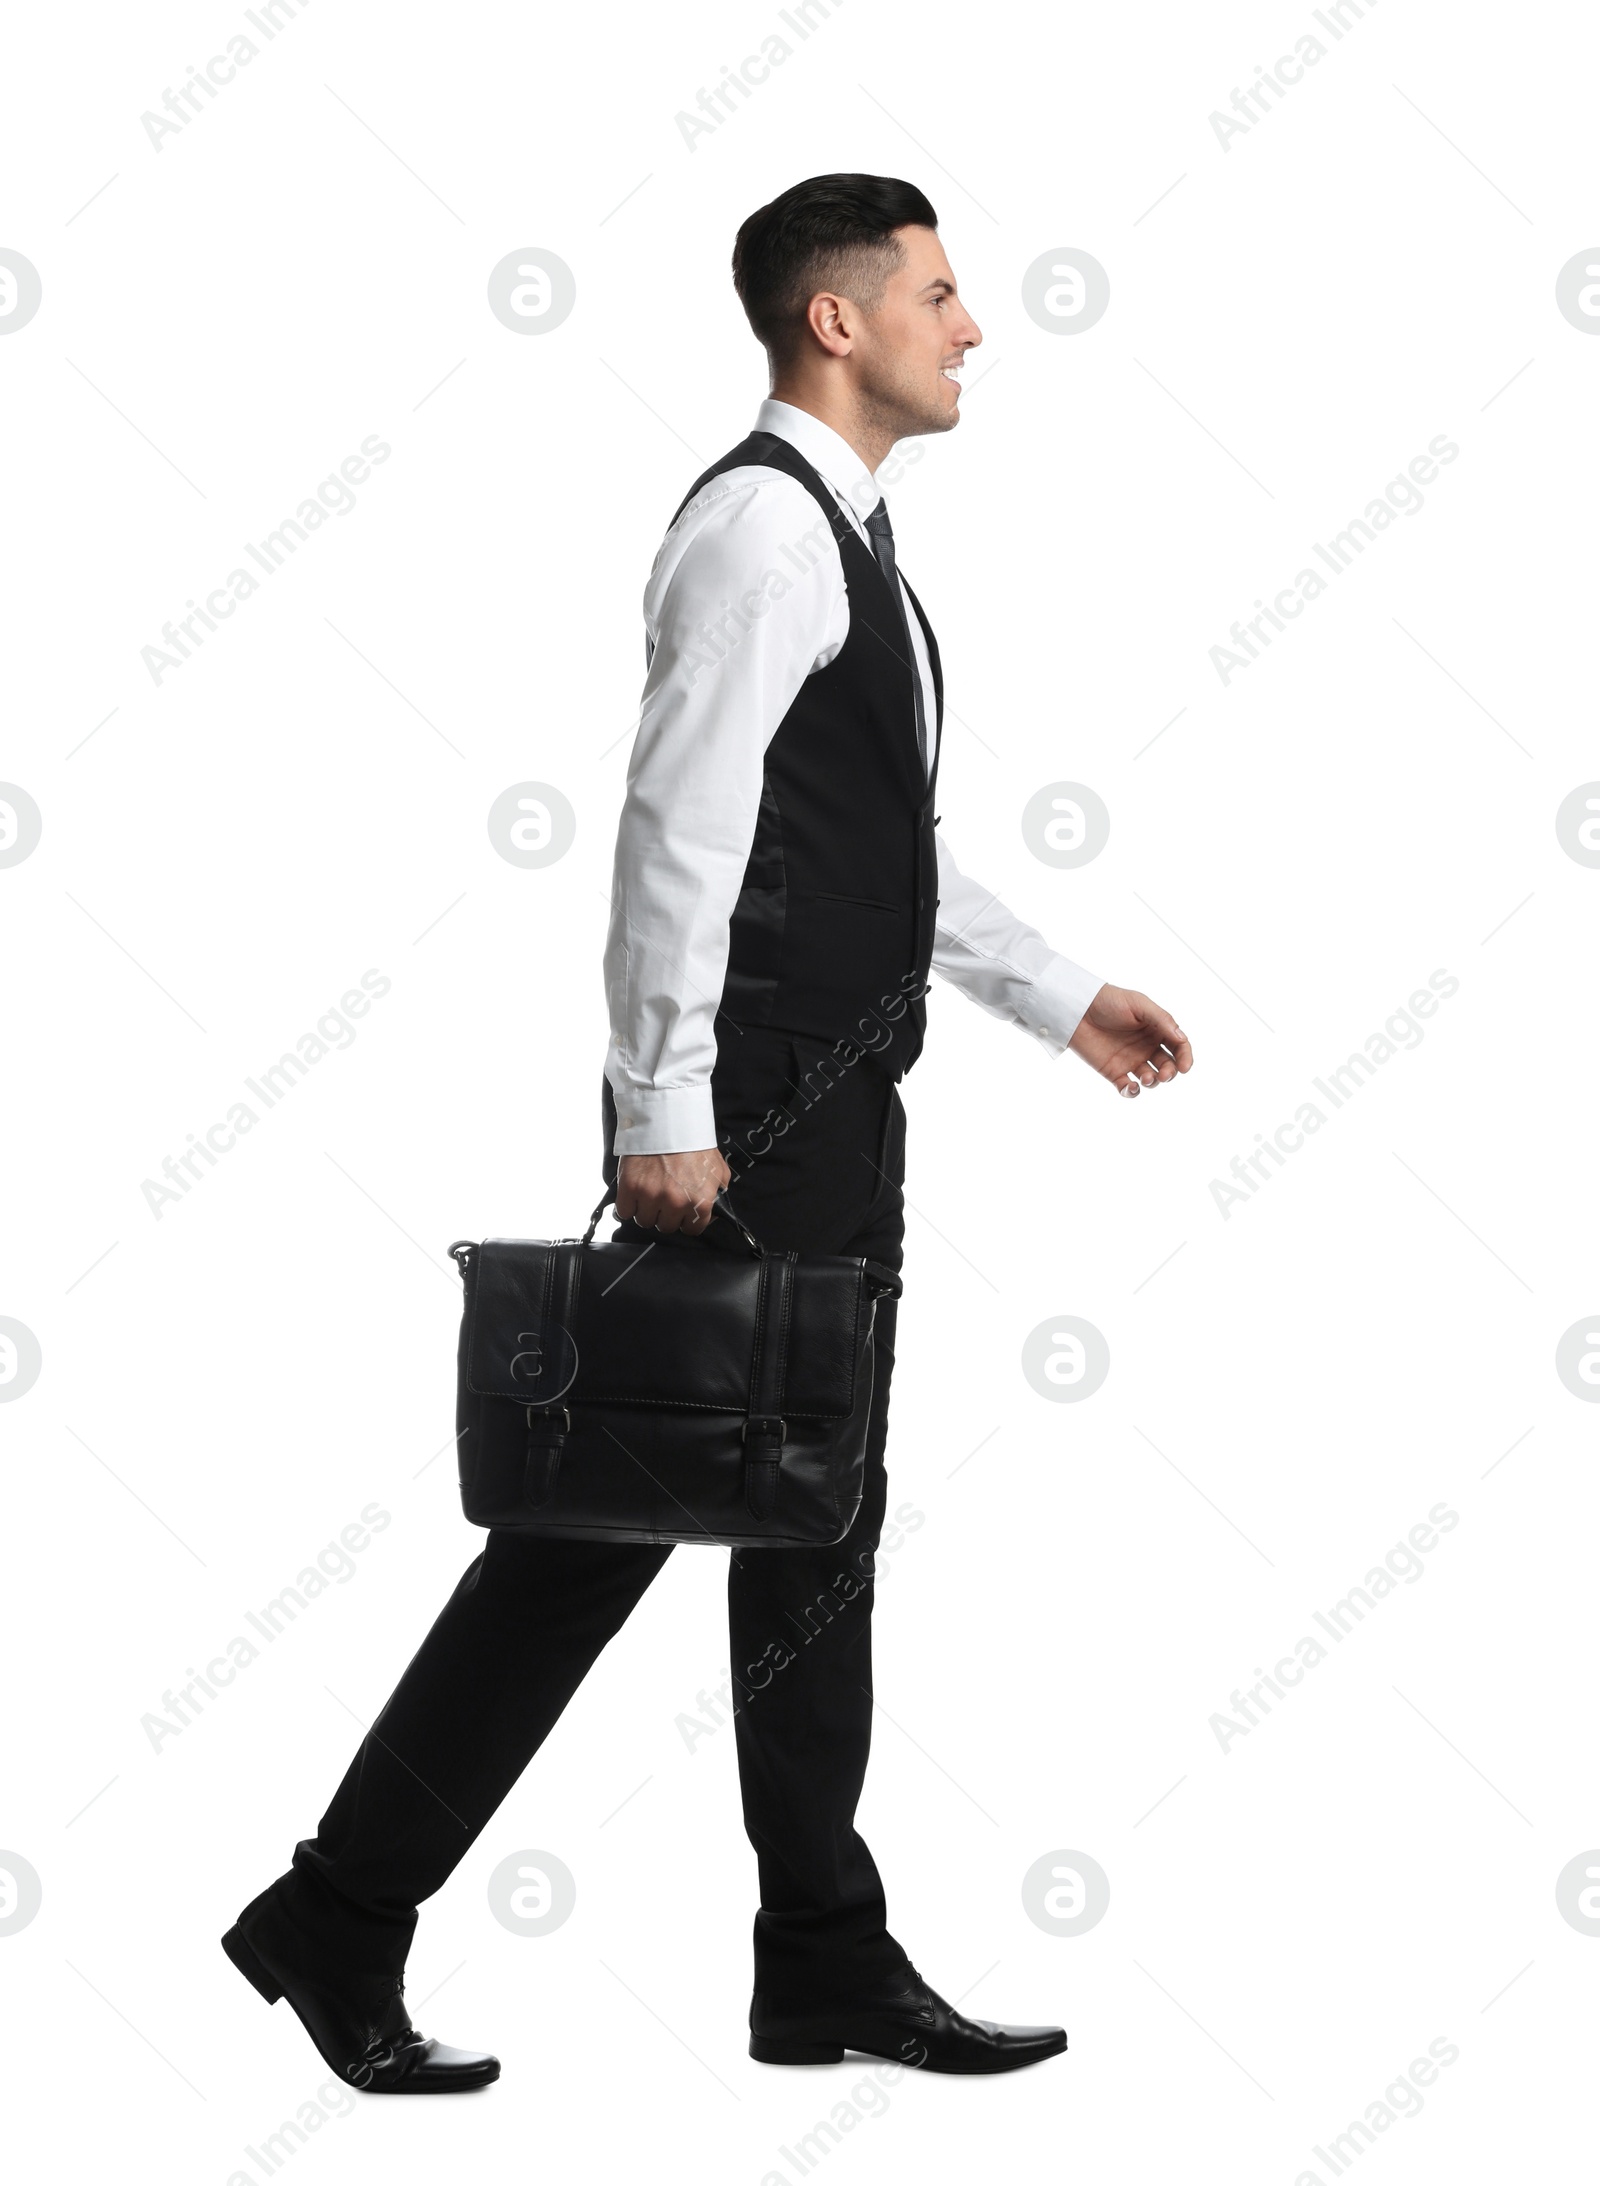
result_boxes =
[615,1147,731,1235]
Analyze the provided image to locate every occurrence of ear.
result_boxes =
[803,288,855,359]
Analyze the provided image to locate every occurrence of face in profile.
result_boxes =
[849,224,982,443]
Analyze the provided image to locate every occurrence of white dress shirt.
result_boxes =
[603,398,1102,1156]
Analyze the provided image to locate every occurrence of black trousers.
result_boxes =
[284,1022,912,2005]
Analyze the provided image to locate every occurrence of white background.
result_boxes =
[3,2,1597,2180]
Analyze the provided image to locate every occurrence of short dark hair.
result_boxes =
[732,173,939,362]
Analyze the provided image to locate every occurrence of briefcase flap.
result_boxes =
[465,1238,878,1417]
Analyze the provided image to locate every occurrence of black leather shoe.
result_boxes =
[750,1963,1066,2075]
[222,1882,499,2093]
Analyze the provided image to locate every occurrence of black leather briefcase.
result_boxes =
[449,1190,902,1548]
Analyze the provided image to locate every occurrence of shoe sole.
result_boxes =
[749,2030,1067,2073]
[749,2035,847,2065]
[220,1924,499,2093]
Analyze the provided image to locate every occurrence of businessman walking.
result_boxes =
[224,172,1192,2090]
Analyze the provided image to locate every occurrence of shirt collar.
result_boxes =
[753,397,885,524]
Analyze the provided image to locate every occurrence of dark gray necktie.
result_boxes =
[863,498,929,778]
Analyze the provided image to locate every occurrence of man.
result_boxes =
[222,173,1192,2092]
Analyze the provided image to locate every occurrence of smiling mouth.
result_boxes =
[940,361,963,385]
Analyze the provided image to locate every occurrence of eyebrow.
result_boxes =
[918,279,955,297]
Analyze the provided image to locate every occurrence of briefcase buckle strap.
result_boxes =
[524,1404,571,1508]
[742,1249,796,1523]
[742,1416,785,1523]
[518,1237,585,1508]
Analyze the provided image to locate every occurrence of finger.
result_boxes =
[1146,1007,1193,1070]
[1115,1070,1140,1099]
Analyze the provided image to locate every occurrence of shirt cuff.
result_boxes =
[1022,955,1104,1056]
[608,1081,720,1158]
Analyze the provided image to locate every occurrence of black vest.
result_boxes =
[666,432,943,1080]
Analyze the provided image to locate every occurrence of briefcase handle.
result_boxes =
[581,1184,767,1258]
